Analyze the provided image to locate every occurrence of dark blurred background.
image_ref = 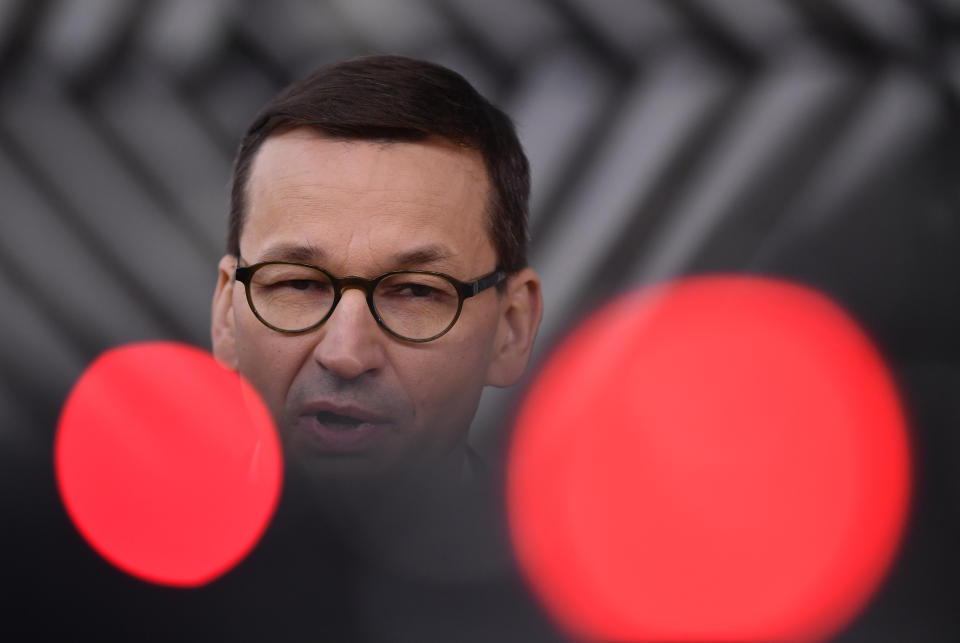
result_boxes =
[1,0,959,640]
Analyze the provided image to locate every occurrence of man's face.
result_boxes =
[212,129,531,479]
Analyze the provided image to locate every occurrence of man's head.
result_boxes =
[227,55,530,274]
[211,56,542,480]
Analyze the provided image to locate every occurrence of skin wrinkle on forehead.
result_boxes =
[249,232,471,278]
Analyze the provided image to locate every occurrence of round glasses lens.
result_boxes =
[248,264,334,331]
[374,272,460,340]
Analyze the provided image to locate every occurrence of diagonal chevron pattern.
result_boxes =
[1,1,959,640]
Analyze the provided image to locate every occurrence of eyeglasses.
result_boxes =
[235,261,506,343]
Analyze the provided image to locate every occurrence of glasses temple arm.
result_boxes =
[471,270,507,296]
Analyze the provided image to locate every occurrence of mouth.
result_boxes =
[294,403,393,454]
[315,410,367,431]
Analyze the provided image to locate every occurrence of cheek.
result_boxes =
[234,319,306,417]
[397,330,495,424]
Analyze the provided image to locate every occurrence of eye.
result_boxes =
[377,273,457,303]
[269,278,330,293]
[382,280,448,299]
[401,283,440,298]
[282,280,314,291]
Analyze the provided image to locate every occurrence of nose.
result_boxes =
[311,288,386,380]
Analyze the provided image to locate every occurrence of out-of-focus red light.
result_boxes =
[55,342,282,587]
[508,276,911,642]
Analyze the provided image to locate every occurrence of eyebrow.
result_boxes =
[389,244,455,269]
[252,242,456,271]
[254,242,325,264]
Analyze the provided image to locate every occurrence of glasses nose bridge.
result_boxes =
[330,276,379,324]
[334,275,377,298]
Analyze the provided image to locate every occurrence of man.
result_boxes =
[210,55,542,485]
[207,56,562,641]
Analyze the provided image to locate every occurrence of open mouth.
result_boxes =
[316,410,368,431]
[299,404,391,453]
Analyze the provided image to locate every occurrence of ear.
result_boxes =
[485,267,543,387]
[211,254,239,369]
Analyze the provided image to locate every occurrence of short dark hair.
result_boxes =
[228,55,530,273]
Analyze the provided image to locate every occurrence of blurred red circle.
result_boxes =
[508,276,911,642]
[55,342,282,587]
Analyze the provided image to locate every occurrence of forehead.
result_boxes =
[242,129,494,274]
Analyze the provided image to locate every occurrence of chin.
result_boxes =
[285,436,462,490]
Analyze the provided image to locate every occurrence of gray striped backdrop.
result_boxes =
[1,1,959,640]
